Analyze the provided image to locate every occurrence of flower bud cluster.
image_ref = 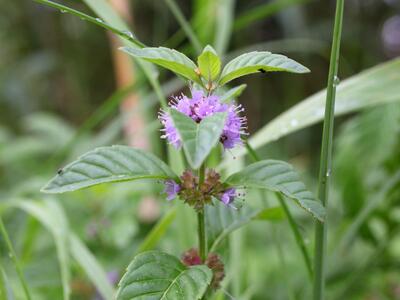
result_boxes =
[163,169,237,211]
[181,248,225,290]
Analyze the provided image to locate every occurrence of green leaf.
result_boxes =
[219,84,247,103]
[219,51,309,85]
[170,110,227,169]
[197,45,221,81]
[225,160,325,221]
[69,234,115,300]
[248,58,400,151]
[41,145,177,193]
[120,47,201,84]
[116,251,212,300]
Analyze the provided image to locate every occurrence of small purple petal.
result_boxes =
[159,90,247,149]
[220,188,236,205]
[164,180,181,201]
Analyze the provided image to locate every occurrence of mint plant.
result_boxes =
[41,44,324,299]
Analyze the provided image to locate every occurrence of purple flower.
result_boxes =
[220,188,236,205]
[163,179,181,201]
[159,90,247,150]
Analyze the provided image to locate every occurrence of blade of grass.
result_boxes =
[34,0,167,108]
[0,217,31,300]
[214,0,235,55]
[136,208,177,254]
[69,234,115,300]
[32,0,144,47]
[313,1,345,299]
[15,200,70,300]
[339,169,400,251]
[163,0,202,53]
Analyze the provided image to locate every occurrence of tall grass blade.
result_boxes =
[313,1,345,299]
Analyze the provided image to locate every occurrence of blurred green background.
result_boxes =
[0,0,400,299]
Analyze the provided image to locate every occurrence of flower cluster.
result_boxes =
[163,169,237,211]
[159,89,247,149]
[181,248,225,289]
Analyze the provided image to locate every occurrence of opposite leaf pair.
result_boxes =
[120,45,310,92]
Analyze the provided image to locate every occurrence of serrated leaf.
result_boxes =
[225,160,325,221]
[41,145,177,193]
[116,251,212,300]
[170,110,227,169]
[219,51,309,85]
[218,84,247,103]
[120,46,201,84]
[197,45,221,81]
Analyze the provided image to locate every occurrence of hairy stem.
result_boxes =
[197,210,206,262]
[0,217,31,300]
[313,0,344,299]
[198,164,207,261]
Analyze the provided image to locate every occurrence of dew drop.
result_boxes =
[326,169,332,177]
[290,119,299,127]
[60,9,67,13]
[122,30,134,39]
[333,76,340,86]
[95,18,104,23]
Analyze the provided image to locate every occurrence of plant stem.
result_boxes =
[245,142,313,278]
[0,217,31,300]
[313,1,344,299]
[197,210,206,262]
[198,164,207,262]
[164,0,202,54]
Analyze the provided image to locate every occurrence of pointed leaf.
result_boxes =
[219,84,247,103]
[219,51,309,85]
[197,45,221,81]
[170,110,227,169]
[120,46,201,84]
[41,145,177,193]
[116,251,212,300]
[225,160,325,221]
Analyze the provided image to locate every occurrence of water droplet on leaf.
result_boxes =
[122,30,134,39]
[95,18,104,23]
[290,119,299,127]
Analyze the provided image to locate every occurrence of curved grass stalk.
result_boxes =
[33,0,168,108]
[33,0,145,48]
[164,0,202,53]
[245,142,313,279]
[313,1,345,299]
[0,217,31,300]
